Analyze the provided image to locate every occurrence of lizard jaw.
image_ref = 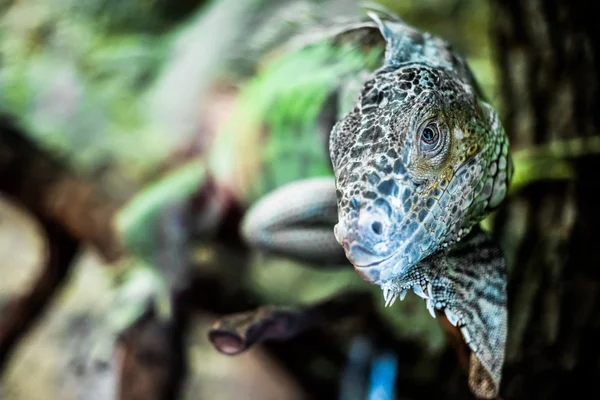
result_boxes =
[348,253,395,283]
[352,247,415,285]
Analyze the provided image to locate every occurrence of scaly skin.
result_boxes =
[329,12,512,399]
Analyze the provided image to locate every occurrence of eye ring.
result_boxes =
[418,121,445,158]
[421,124,438,144]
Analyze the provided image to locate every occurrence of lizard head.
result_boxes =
[329,25,511,289]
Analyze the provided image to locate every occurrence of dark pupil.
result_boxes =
[422,127,435,143]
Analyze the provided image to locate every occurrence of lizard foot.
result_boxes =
[379,225,507,399]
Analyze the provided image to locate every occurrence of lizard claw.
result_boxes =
[387,292,398,307]
[426,298,436,318]
[412,284,428,299]
[444,308,459,326]
[399,289,407,301]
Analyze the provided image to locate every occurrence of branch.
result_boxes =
[0,218,79,371]
[115,306,186,400]
[0,115,120,372]
[208,290,373,355]
[0,116,124,262]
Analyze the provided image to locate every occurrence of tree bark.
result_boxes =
[490,0,600,398]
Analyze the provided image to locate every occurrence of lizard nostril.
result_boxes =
[371,221,383,235]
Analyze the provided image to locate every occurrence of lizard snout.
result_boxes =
[334,205,392,277]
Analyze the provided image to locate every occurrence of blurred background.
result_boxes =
[0,0,599,399]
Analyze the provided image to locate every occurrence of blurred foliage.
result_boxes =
[0,0,170,178]
[208,34,384,204]
[0,0,495,182]
[57,0,208,34]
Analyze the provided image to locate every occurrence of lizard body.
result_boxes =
[328,11,511,398]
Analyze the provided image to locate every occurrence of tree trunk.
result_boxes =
[490,0,600,398]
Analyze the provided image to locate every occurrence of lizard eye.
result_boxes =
[420,124,440,153]
[422,126,436,142]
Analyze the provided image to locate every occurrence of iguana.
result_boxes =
[239,8,511,400]
[116,5,510,399]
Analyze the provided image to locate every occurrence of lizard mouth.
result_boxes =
[349,243,421,286]
[347,248,397,284]
[352,251,394,269]
[343,243,391,266]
